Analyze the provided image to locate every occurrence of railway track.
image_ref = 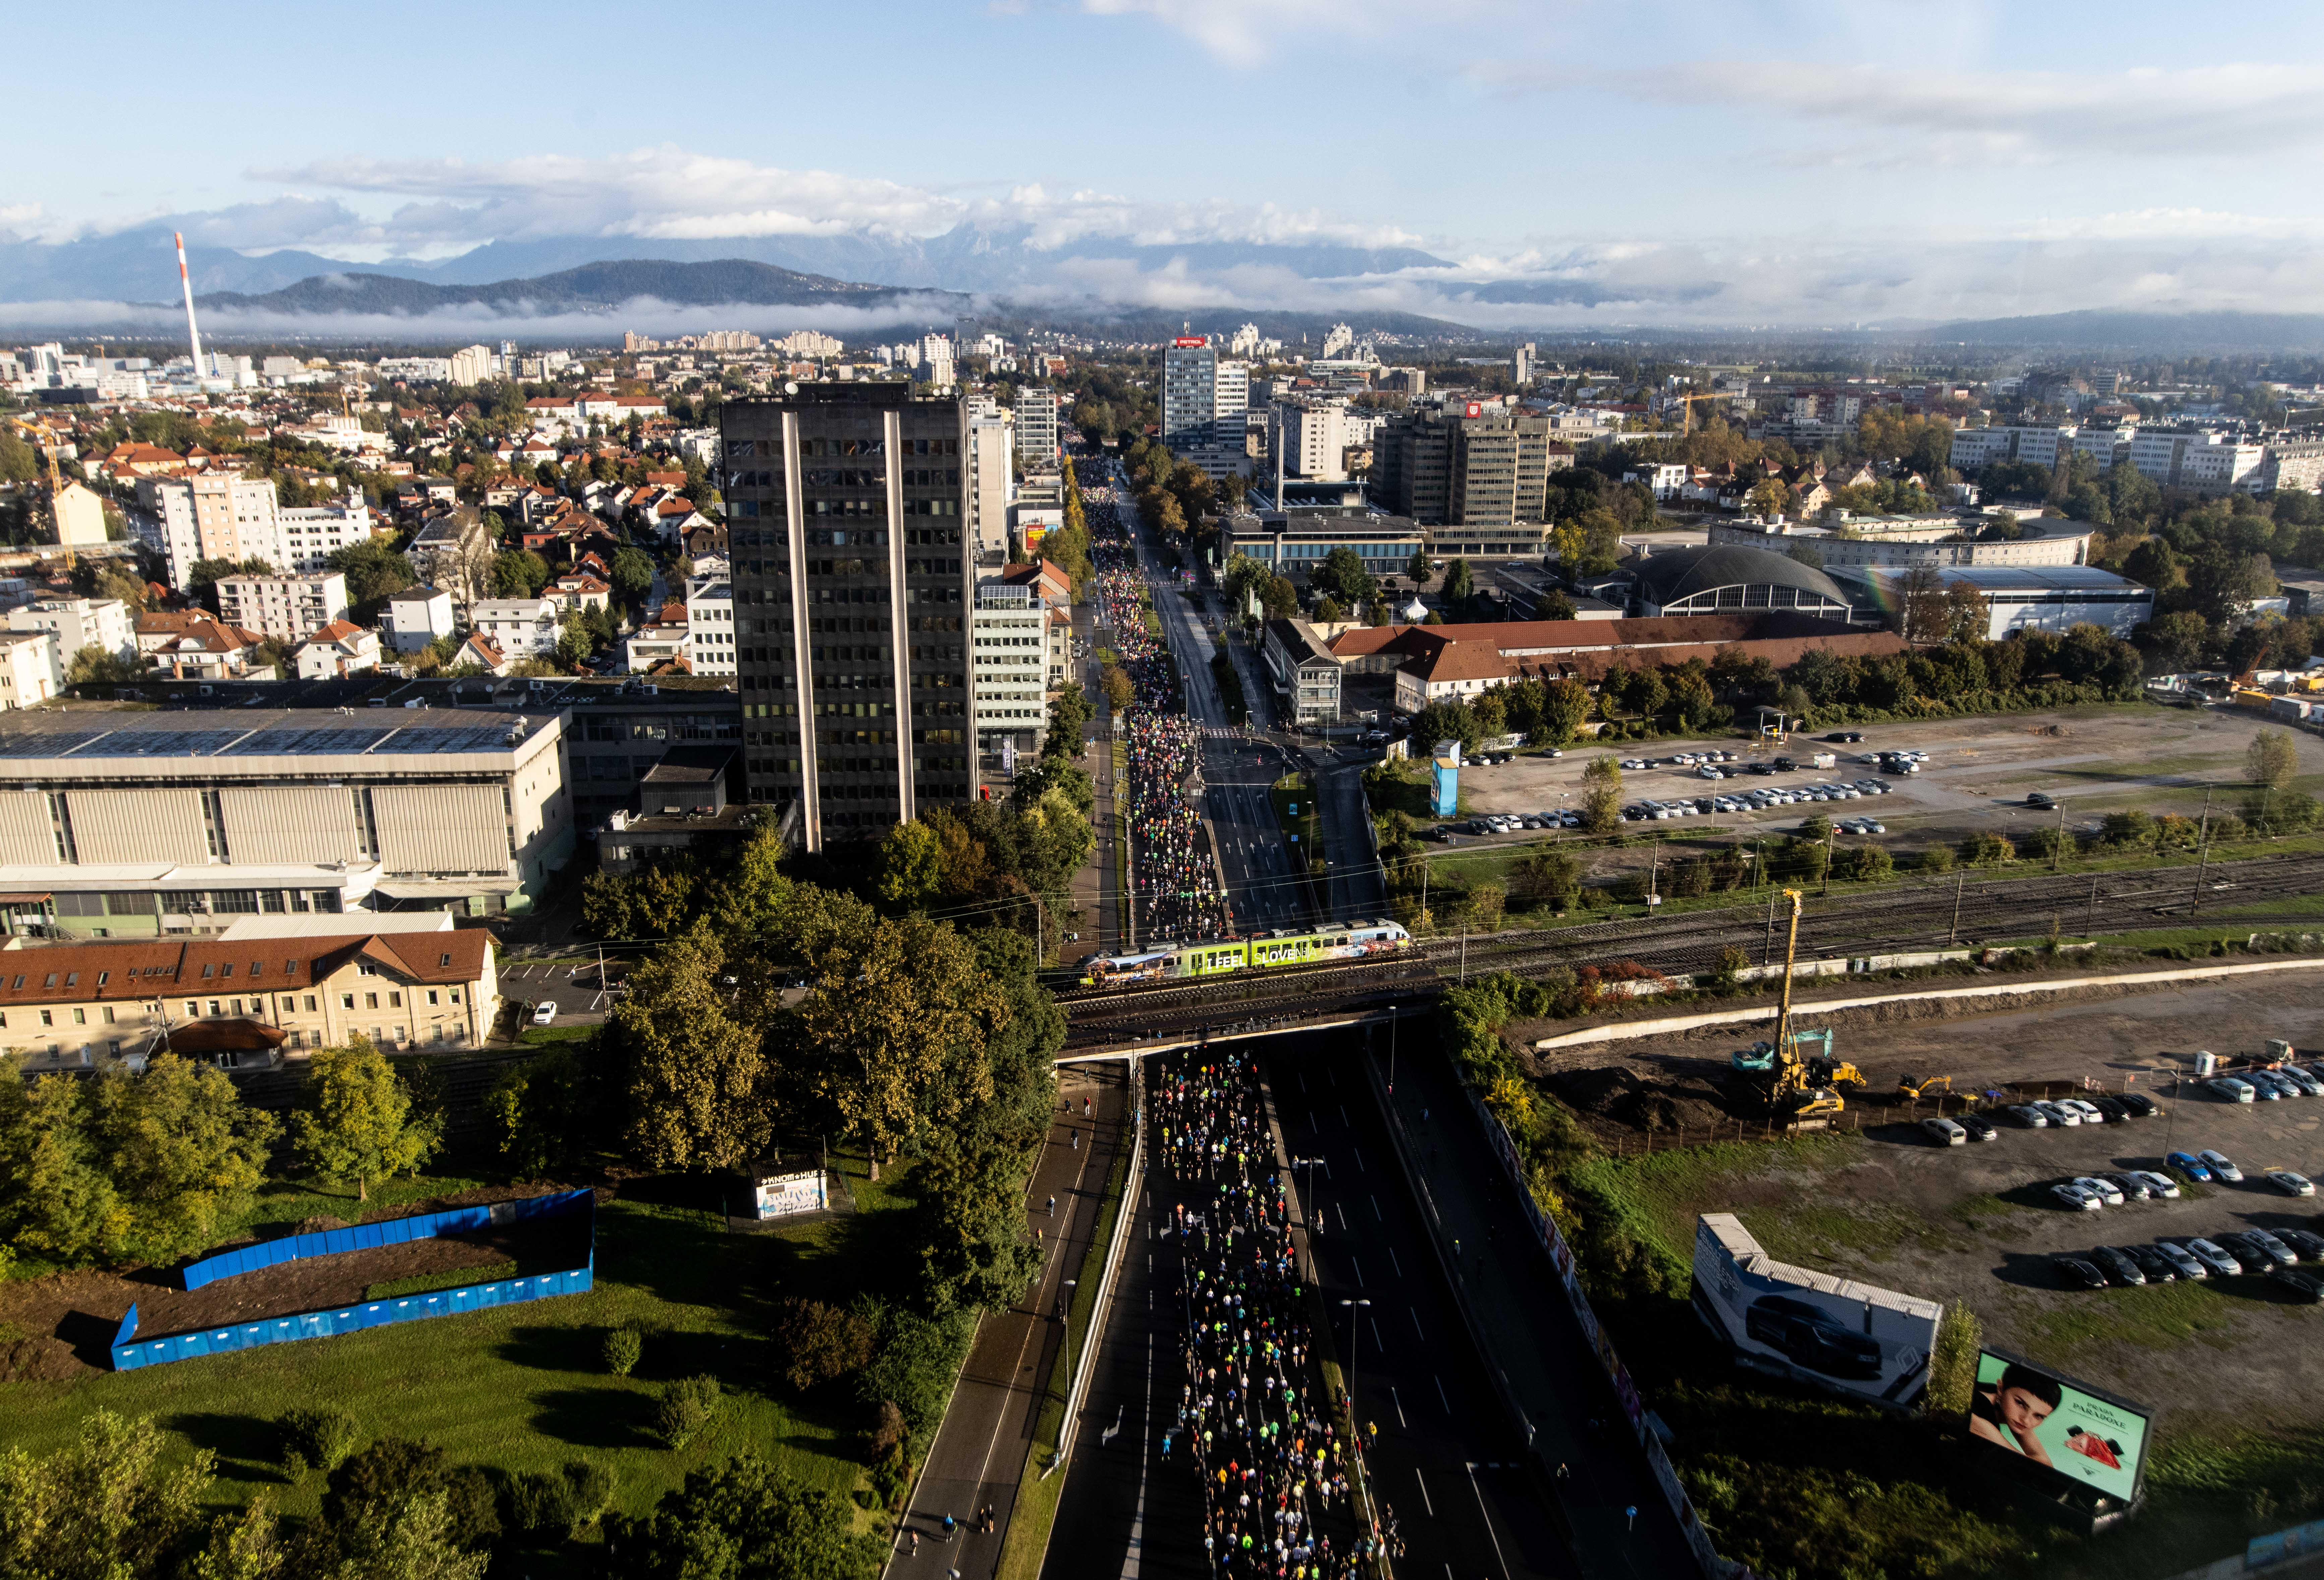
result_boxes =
[1060,850,2324,1046]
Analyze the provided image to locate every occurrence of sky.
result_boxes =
[12,0,2324,328]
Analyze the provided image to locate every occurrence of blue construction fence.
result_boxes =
[111,1189,594,1371]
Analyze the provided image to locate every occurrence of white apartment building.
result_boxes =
[971,578,1049,758]
[966,407,1016,564]
[1214,360,1250,442]
[1279,401,1350,481]
[470,597,561,660]
[1014,386,1059,462]
[1229,323,1262,358]
[684,577,734,676]
[448,344,494,386]
[215,572,350,644]
[2070,427,2134,469]
[7,597,134,664]
[2178,440,2270,495]
[0,632,57,708]
[2265,440,2324,494]
[140,473,280,590]
[1948,425,2073,472]
[385,587,456,655]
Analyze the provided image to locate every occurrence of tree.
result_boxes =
[326,538,418,619]
[1314,545,1376,610]
[0,1410,220,1580]
[64,644,141,686]
[91,1055,281,1263]
[609,546,656,608]
[289,1042,440,1202]
[608,1453,883,1580]
[480,1046,599,1177]
[0,1072,125,1266]
[1044,681,1093,757]
[490,548,553,599]
[615,925,774,1171]
[1581,755,1624,834]
[1099,661,1133,710]
[310,1438,495,1578]
[1536,587,1577,621]
[1745,477,1788,518]
[2248,727,2299,791]
[875,820,944,910]
[1549,508,1624,577]
[1405,546,1433,585]
[796,916,1003,1180]
[1408,698,1481,757]
[1443,558,1475,604]
[1542,677,1591,745]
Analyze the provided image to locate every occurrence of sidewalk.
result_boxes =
[886,1063,1129,1580]
[1370,1042,1701,1580]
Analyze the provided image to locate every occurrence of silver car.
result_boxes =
[2152,1241,2207,1279]
[2180,1238,2242,1276]
[2007,1104,2049,1128]
[2034,1101,2080,1127]
[2131,1170,2181,1199]
[2208,1076,2256,1103]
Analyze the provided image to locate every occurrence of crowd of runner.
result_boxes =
[1154,1048,1382,1577]
[1089,500,1232,943]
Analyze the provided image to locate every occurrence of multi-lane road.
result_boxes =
[1046,1033,1582,1579]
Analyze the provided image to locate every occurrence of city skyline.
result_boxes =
[10,1,2324,329]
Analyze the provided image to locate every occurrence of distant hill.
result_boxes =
[1912,309,2324,354]
[194,258,967,318]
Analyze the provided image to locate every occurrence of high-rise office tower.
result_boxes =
[1161,338,1217,450]
[720,384,976,850]
[1014,386,1059,461]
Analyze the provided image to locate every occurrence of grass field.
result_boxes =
[0,1157,922,1564]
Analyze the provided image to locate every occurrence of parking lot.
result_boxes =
[493,956,618,1036]
[1569,970,2324,1444]
[1450,702,2324,858]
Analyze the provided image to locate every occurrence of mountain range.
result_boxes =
[192,258,961,318]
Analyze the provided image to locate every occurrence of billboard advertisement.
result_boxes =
[1968,1349,2151,1504]
[753,1169,828,1220]
[1692,1214,1943,1405]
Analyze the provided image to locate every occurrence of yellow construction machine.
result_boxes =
[1732,889,1863,1116]
[1896,1073,1954,1103]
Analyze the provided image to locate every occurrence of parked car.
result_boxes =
[2208,1076,2257,1103]
[2072,1175,2126,1206]
[2060,1099,2108,1125]
[531,1000,558,1026]
[1742,1294,1884,1379]
[2266,1170,2317,1197]
[2200,1149,2244,1182]
[2179,1237,2243,1277]
[2280,1229,2324,1260]
[1958,1112,1997,1142]
[2152,1241,2207,1280]
[2091,1246,2146,1284]
[2216,1232,2287,1270]
[2266,1266,2324,1302]
[2053,1255,2108,1289]
[2248,1227,2300,1265]
[2123,1244,2178,1283]
[2103,1172,2151,1202]
[2034,1101,2080,1127]
[2050,1182,2103,1211]
[2276,1064,2324,1096]
[2027,792,2057,809]
[2118,1091,2160,1118]
[2244,1071,2287,1100]
[2007,1104,2050,1128]
[1921,1116,1967,1146]
[2089,1095,2130,1122]
[2130,1170,2180,1199]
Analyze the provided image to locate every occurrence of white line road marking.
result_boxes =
[1352,1145,1366,1173]
[1350,1256,1364,1288]
[1415,1467,1435,1517]
[1371,1194,1382,1221]
[1388,1248,1403,1278]
[1336,1202,1348,1232]
[1466,1462,1513,1580]
[1340,1104,1352,1126]
[1411,1307,1426,1341]
[1391,1386,1407,1428]
[1370,1315,1383,1351]
[1435,1374,1451,1413]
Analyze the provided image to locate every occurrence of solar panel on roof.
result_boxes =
[74,730,247,757]
[0,730,108,757]
[373,726,517,754]
[218,727,395,757]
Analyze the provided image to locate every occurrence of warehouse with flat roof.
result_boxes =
[0,708,572,935]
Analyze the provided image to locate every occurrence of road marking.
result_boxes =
[1336,1202,1348,1232]
[1352,1144,1367,1173]
[1371,1314,1384,1352]
[1435,1374,1451,1413]
[1339,1104,1351,1126]
[1371,1194,1383,1221]
[1391,1386,1407,1428]
[1350,1255,1364,1288]
[1388,1248,1403,1278]
[1123,1329,1152,1578]
[1415,1466,1435,1517]
[1412,1307,1426,1341]
[1466,1462,1513,1580]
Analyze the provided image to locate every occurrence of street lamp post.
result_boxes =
[1338,1297,1372,1396]
[1290,1155,1325,1280]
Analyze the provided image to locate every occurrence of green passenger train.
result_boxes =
[1077,919,1414,987]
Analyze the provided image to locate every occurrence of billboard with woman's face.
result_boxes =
[1968,1350,2152,1503]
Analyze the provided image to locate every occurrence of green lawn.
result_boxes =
[0,1159,923,1563]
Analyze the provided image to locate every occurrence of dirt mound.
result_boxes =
[292,1215,350,1235]
[1545,1060,1745,1136]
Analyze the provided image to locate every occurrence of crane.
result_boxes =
[1731,889,1863,1116]
[1672,392,1727,435]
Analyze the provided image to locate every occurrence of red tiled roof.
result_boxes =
[0,930,492,1006]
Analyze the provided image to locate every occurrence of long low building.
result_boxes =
[1328,613,1910,711]
[1839,565,2155,640]
[0,927,499,1073]
[0,707,572,934]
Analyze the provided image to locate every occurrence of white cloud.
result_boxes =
[1079,0,1518,67]
[1619,61,2324,164]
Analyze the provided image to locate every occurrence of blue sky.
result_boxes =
[13,0,2324,325]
